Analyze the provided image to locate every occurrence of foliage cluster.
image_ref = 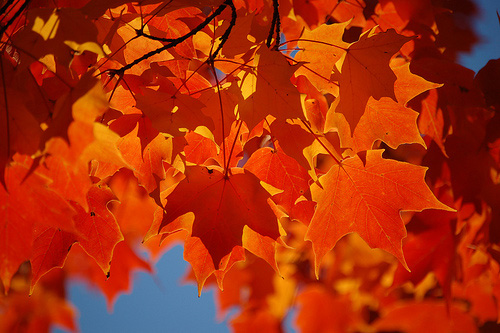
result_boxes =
[1,0,500,331]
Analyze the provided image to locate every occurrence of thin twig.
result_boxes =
[211,0,236,61]
[272,0,280,50]
[266,0,279,48]
[224,119,243,177]
[209,60,226,168]
[0,0,16,18]
[108,0,230,77]
[0,0,31,37]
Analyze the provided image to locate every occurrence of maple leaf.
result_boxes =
[0,155,76,291]
[294,21,349,94]
[269,120,315,172]
[198,82,240,144]
[30,226,76,294]
[0,270,77,333]
[327,28,412,131]
[238,46,304,129]
[296,285,361,333]
[70,185,124,275]
[136,87,214,137]
[98,114,185,196]
[392,209,456,302]
[392,62,442,105]
[352,97,426,152]
[29,184,124,292]
[144,165,281,292]
[411,89,448,156]
[184,131,220,166]
[294,76,328,133]
[0,58,43,186]
[245,146,311,215]
[305,150,453,275]
[1,0,498,330]
[157,166,281,269]
[64,241,151,309]
[12,7,107,71]
[373,301,478,333]
[475,59,500,109]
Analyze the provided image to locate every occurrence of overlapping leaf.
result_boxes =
[238,46,304,129]
[305,150,453,274]
[157,166,280,266]
[245,146,311,214]
[0,0,498,331]
[327,29,412,131]
[0,156,76,291]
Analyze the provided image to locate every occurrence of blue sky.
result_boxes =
[54,1,500,332]
[459,0,500,72]
[62,246,231,332]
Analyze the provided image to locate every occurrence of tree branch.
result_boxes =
[266,0,280,49]
[211,0,236,61]
[109,0,233,77]
[0,0,31,37]
[0,0,16,17]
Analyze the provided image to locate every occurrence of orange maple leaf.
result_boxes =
[239,46,304,129]
[245,146,311,214]
[0,155,76,291]
[158,166,280,265]
[327,28,412,131]
[305,150,453,275]
[352,97,426,152]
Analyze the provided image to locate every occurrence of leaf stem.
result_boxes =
[209,60,227,168]
[224,119,244,177]
[281,53,340,87]
[111,0,231,76]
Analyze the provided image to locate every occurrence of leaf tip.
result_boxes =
[314,268,320,280]
[304,236,322,279]
[399,255,411,273]
[312,248,321,280]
